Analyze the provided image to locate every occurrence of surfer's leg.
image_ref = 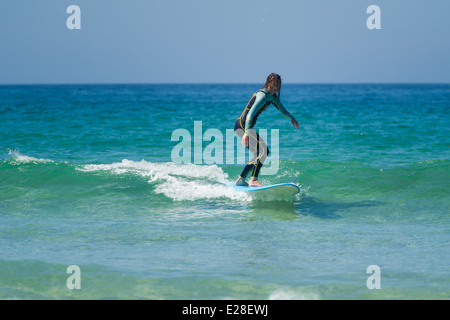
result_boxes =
[241,128,262,179]
[234,127,269,184]
[252,142,269,178]
[239,162,255,179]
[248,131,269,187]
[234,126,255,182]
[235,175,249,186]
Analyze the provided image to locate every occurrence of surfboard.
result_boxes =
[231,182,300,199]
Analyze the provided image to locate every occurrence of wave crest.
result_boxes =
[79,159,251,202]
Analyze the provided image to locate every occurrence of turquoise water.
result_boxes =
[1,84,449,299]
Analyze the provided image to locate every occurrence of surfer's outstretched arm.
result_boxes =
[273,99,299,130]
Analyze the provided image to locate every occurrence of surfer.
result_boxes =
[234,73,299,187]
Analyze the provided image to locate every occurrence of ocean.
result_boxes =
[0,83,449,300]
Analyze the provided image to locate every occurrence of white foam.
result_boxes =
[268,288,320,300]
[7,149,54,164]
[80,159,251,202]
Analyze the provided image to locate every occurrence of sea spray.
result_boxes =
[80,159,251,202]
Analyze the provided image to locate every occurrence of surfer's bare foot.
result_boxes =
[235,176,248,186]
[249,178,264,187]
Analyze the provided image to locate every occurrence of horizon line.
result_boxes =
[1,82,449,86]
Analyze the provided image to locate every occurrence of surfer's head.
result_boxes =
[262,73,282,97]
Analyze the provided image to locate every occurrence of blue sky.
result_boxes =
[0,0,449,84]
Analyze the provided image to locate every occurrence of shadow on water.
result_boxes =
[248,200,299,221]
[248,196,382,221]
[297,196,382,220]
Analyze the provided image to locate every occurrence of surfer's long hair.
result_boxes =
[261,73,282,98]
